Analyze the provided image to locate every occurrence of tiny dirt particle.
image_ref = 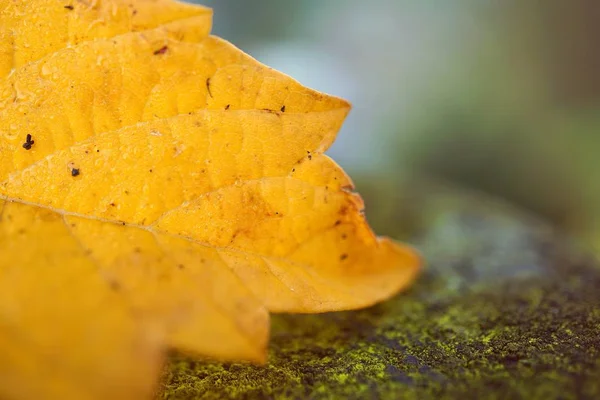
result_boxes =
[206,77,213,98]
[22,134,34,150]
[153,45,168,55]
[67,162,80,177]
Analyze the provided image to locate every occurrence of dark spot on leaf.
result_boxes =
[225,104,230,110]
[153,45,168,55]
[340,254,348,261]
[64,4,74,10]
[334,220,342,226]
[280,105,286,112]
[341,233,347,240]
[71,168,80,177]
[149,169,153,173]
[134,247,141,253]
[109,280,121,291]
[109,202,116,207]
[178,264,185,270]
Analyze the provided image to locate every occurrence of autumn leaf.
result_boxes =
[0,0,421,399]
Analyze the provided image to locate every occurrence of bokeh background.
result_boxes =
[190,0,600,252]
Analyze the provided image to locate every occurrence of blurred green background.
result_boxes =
[190,0,600,253]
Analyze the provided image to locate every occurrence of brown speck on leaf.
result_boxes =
[307,151,312,161]
[134,247,141,253]
[22,134,34,150]
[71,168,80,177]
[334,220,341,226]
[64,4,74,10]
[132,9,137,15]
[153,45,168,55]
[341,233,347,240]
[225,104,230,110]
[109,203,116,207]
[292,168,295,173]
[206,77,213,98]
[178,264,185,270]
[340,254,348,261]
[149,169,153,173]
[280,105,286,112]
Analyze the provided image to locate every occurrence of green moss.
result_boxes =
[160,188,600,399]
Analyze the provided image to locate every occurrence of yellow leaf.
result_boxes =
[0,1,421,399]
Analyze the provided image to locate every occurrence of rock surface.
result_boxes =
[160,188,600,399]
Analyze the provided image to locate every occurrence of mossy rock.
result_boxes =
[160,186,600,399]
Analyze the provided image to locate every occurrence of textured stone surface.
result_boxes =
[160,188,600,399]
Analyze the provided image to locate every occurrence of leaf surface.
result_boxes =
[0,1,420,399]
